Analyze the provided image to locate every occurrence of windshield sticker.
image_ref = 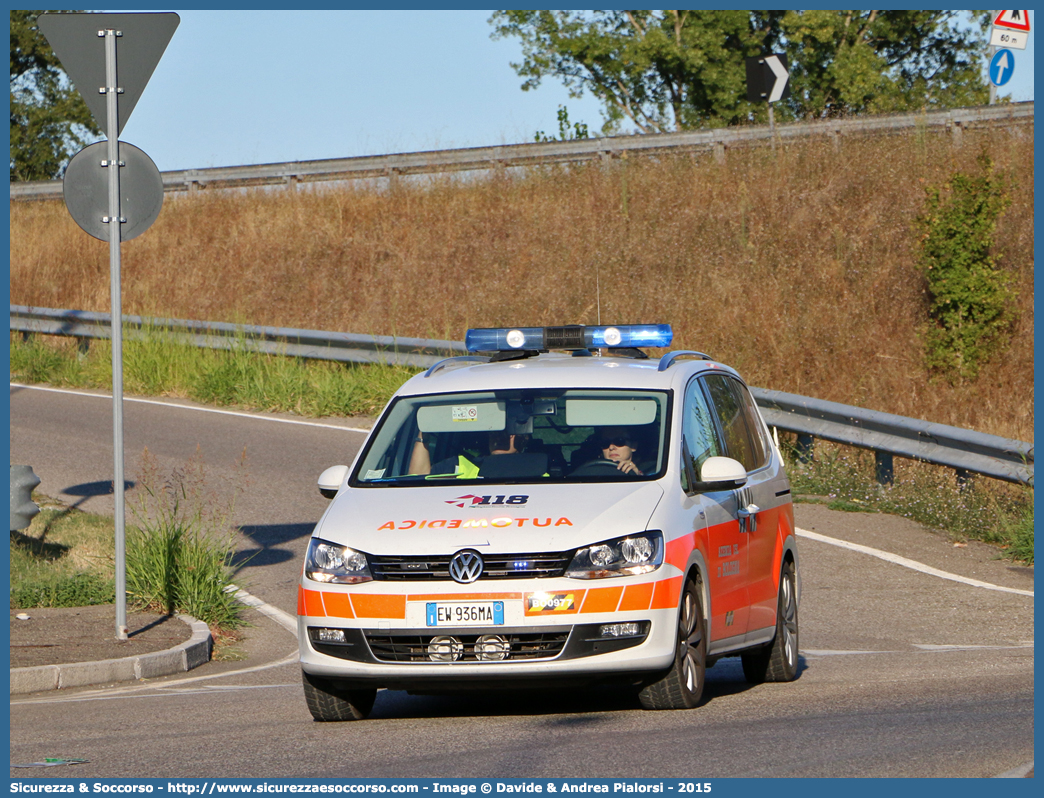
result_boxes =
[363,469,386,480]
[378,517,572,531]
[452,405,480,422]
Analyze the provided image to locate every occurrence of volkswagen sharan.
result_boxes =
[298,324,799,720]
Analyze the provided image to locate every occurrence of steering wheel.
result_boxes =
[570,459,623,476]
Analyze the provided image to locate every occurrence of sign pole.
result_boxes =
[989,10,998,105]
[37,11,179,643]
[103,26,129,641]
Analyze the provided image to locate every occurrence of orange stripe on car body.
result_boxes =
[351,594,407,620]
[297,585,307,615]
[580,586,624,613]
[651,576,683,610]
[321,592,355,619]
[302,589,326,618]
[619,582,655,612]
[664,532,696,570]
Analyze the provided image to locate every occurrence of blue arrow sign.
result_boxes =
[990,48,1015,87]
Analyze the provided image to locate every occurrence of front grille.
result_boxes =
[368,551,573,581]
[364,629,571,663]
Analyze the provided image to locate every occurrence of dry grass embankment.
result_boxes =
[10,125,1033,441]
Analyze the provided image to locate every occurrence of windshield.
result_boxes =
[351,389,671,487]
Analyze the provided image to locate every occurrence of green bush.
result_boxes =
[917,151,1013,381]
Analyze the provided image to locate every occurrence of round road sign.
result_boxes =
[990,49,1015,87]
[63,141,163,242]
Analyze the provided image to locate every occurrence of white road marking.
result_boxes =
[913,642,1034,651]
[803,643,1034,657]
[10,383,372,433]
[230,585,298,633]
[995,761,1034,778]
[10,587,300,706]
[802,649,897,657]
[9,654,300,706]
[796,527,1034,597]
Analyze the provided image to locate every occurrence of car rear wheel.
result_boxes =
[302,671,377,721]
[741,559,799,683]
[638,575,706,710]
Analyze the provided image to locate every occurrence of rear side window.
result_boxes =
[702,375,767,472]
[733,380,770,469]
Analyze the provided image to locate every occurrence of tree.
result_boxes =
[490,10,783,134]
[490,10,991,134]
[781,11,991,117]
[11,9,101,181]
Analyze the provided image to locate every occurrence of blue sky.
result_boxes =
[103,9,1034,173]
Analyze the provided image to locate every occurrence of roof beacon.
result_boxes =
[465,324,673,353]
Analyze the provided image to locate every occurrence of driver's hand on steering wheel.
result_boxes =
[616,460,643,475]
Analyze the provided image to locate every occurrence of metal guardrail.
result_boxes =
[10,305,1033,486]
[9,305,466,369]
[752,388,1033,487]
[9,103,1033,201]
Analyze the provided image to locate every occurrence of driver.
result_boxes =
[409,430,529,478]
[598,427,644,476]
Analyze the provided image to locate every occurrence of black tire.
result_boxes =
[302,671,377,721]
[741,560,799,684]
[639,575,706,710]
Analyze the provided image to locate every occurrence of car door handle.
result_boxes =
[737,503,760,533]
[737,503,760,518]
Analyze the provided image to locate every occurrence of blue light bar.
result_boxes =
[465,324,673,352]
[465,327,545,352]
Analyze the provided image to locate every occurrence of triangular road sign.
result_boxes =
[994,10,1031,32]
[37,12,179,137]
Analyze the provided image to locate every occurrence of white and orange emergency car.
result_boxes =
[298,324,800,720]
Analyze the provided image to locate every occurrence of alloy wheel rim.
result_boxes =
[679,588,704,695]
[781,573,797,666]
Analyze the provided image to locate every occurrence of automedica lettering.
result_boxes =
[378,518,572,530]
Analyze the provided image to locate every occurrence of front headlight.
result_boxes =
[565,531,664,579]
[305,537,373,584]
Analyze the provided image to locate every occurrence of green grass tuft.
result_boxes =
[11,331,418,419]
[11,506,117,609]
[127,448,249,629]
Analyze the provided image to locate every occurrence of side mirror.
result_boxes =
[698,456,748,490]
[318,465,350,500]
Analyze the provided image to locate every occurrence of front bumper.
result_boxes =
[297,576,681,689]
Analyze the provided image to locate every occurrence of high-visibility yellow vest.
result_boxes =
[427,455,544,479]
[425,455,480,480]
[455,455,480,479]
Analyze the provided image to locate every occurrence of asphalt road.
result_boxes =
[8,385,1035,779]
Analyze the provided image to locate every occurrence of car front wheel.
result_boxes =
[302,671,377,721]
[742,559,799,683]
[638,575,706,709]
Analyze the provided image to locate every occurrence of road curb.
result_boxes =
[8,614,212,695]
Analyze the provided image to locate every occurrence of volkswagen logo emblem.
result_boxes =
[449,550,484,584]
